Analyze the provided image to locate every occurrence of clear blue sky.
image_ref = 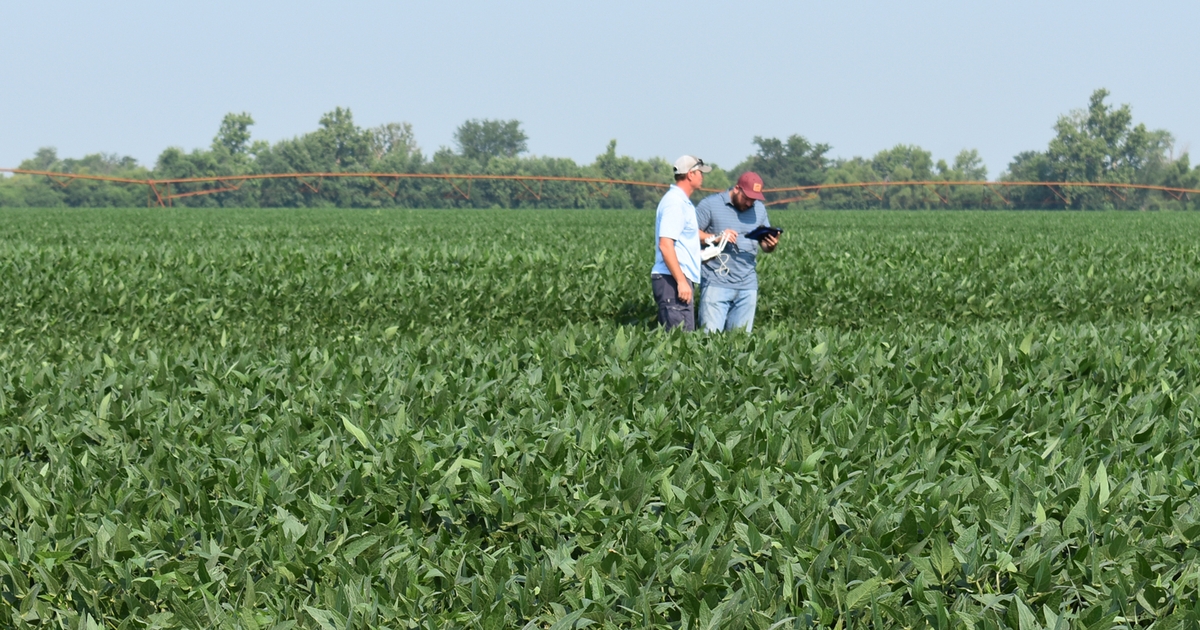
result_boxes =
[2,1,1196,178]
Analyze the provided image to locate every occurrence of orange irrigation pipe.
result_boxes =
[0,169,681,207]
[763,180,1200,196]
[1,168,1196,207]
[1,169,151,186]
[760,180,1200,207]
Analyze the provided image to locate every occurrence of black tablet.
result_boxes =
[745,225,783,241]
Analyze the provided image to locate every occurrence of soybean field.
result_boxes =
[3,208,1200,629]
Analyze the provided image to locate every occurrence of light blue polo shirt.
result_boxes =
[651,185,701,283]
[695,190,770,290]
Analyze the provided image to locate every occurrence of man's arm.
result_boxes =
[658,237,693,304]
[760,206,777,252]
[696,197,735,244]
[700,229,737,244]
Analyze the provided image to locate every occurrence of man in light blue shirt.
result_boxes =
[650,155,712,331]
[696,171,780,332]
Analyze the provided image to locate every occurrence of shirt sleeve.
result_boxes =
[658,194,686,241]
[696,196,713,233]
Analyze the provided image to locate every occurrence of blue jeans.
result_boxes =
[699,285,758,332]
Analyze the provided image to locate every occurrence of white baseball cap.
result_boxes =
[673,155,712,175]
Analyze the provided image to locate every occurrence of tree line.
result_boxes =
[1,89,1196,210]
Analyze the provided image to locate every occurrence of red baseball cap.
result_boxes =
[736,172,766,201]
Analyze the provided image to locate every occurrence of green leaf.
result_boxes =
[659,467,685,503]
[747,521,763,553]
[801,449,825,474]
[1014,597,1041,630]
[1063,473,1091,536]
[845,576,883,611]
[341,414,373,450]
[931,534,957,580]
[1019,332,1034,356]
[97,392,112,421]
[971,593,1013,612]
[113,524,134,561]
[304,606,345,630]
[275,507,307,542]
[548,610,590,630]
[1095,461,1110,507]
[1040,436,1061,461]
[1042,605,1060,630]
[14,479,44,517]
[773,501,796,531]
[342,534,380,563]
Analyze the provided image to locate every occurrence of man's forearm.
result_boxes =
[700,229,736,244]
[659,237,688,284]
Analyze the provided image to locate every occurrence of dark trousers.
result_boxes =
[651,274,696,331]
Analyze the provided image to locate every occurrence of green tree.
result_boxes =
[21,149,140,176]
[591,140,672,209]
[250,108,381,206]
[148,113,262,207]
[454,119,528,163]
[22,147,60,171]
[734,134,830,188]
[1046,88,1172,184]
[820,157,880,208]
[369,122,419,162]
[936,150,989,208]
[1002,89,1186,209]
[866,145,940,208]
[213,112,255,157]
[11,150,148,207]
[1004,151,1053,182]
[871,144,934,182]
[938,149,987,181]
[313,107,372,169]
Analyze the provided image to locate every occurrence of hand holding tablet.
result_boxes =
[745,225,783,241]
